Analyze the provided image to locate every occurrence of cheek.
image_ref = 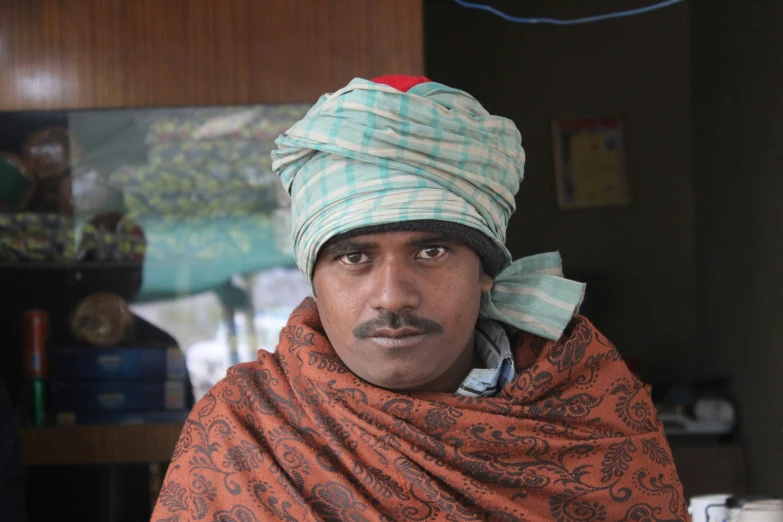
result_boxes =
[314,273,365,344]
[429,267,483,334]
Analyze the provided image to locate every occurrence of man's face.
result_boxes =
[312,230,493,392]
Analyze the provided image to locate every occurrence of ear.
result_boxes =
[479,271,494,294]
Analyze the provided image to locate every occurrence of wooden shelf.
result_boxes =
[20,423,183,466]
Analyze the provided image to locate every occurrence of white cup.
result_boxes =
[689,494,732,522]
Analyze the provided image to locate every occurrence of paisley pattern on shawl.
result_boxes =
[153,297,687,522]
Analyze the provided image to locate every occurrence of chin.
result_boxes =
[359,368,430,391]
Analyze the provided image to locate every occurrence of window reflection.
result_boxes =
[1,104,312,422]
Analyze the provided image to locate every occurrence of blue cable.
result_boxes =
[452,0,685,25]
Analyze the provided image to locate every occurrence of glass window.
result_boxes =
[1,104,312,408]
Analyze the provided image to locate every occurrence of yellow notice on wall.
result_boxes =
[552,117,630,209]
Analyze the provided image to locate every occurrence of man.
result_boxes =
[0,375,25,522]
[153,76,687,521]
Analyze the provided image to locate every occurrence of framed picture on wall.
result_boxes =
[551,116,631,209]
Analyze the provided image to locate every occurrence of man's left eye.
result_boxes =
[417,246,447,259]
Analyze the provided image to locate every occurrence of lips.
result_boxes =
[368,328,427,349]
[368,327,424,338]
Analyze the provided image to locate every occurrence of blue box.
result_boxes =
[51,381,186,412]
[55,409,189,426]
[50,346,187,381]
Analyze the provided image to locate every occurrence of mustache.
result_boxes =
[353,311,444,338]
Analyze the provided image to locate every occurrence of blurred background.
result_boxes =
[0,0,780,520]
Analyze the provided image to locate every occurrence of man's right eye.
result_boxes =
[339,253,370,265]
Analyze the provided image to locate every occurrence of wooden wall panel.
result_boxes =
[0,0,424,110]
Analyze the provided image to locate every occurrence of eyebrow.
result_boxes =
[322,234,459,257]
[407,234,460,249]
[321,240,378,257]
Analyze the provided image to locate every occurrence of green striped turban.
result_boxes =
[272,78,584,340]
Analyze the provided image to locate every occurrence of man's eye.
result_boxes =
[339,253,370,265]
[417,246,447,259]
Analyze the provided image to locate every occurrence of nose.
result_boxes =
[368,257,421,313]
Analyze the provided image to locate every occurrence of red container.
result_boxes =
[22,310,50,379]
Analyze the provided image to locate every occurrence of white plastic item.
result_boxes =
[689,494,732,522]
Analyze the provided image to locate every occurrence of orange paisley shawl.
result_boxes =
[153,298,688,522]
